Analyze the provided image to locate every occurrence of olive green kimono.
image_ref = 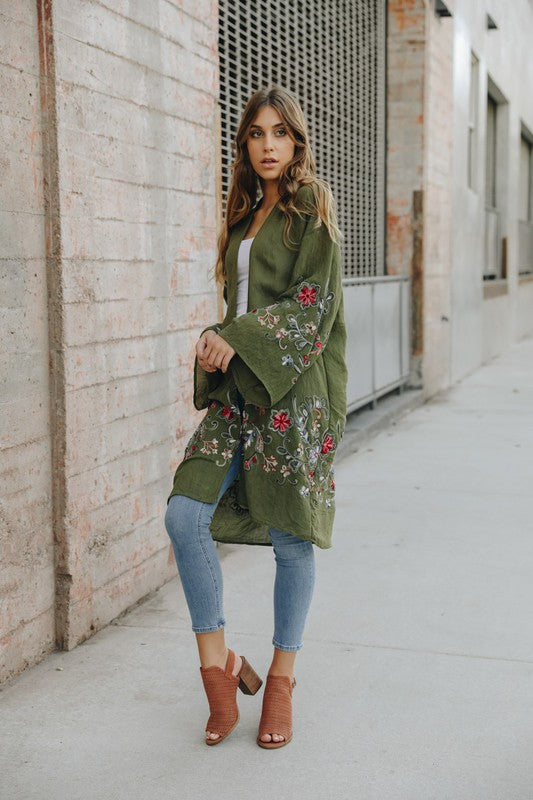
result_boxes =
[167,184,348,549]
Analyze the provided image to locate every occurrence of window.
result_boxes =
[484,90,500,279]
[519,126,533,274]
[467,52,478,190]
[485,94,497,210]
[519,133,532,222]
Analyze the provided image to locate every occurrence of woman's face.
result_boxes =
[246,105,296,188]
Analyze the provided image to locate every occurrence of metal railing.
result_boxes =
[343,275,410,414]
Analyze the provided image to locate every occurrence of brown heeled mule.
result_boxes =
[199,648,262,746]
[256,673,297,749]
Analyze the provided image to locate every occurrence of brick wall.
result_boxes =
[386,0,427,386]
[387,0,454,398]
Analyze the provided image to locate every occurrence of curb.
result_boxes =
[336,387,425,462]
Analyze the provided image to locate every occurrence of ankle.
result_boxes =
[201,645,228,670]
[267,667,294,679]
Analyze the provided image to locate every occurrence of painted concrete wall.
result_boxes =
[0,1,56,680]
[51,0,220,651]
[423,2,454,395]
[451,0,533,380]
[1,0,221,683]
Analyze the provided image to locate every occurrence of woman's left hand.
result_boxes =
[202,333,236,374]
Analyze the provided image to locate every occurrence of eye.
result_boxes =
[250,130,262,138]
[275,128,287,136]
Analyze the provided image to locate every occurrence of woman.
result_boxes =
[164,86,347,749]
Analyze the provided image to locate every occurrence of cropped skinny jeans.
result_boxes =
[164,396,316,651]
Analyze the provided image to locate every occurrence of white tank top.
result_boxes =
[236,236,254,317]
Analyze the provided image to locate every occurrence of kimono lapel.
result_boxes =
[225,199,282,320]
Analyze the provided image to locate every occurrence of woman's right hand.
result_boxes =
[196,330,218,373]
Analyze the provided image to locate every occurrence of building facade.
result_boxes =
[1,0,532,683]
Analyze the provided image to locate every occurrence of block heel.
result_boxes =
[238,656,263,695]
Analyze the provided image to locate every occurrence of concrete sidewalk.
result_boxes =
[1,336,532,800]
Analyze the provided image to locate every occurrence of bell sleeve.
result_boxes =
[218,209,343,407]
[193,322,222,410]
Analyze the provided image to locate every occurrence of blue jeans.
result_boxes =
[164,444,316,652]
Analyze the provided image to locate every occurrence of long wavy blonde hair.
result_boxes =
[213,86,342,288]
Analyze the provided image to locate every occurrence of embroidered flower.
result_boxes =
[201,438,218,454]
[263,455,278,472]
[275,327,289,340]
[221,406,234,420]
[282,354,294,367]
[271,410,292,432]
[309,447,320,466]
[297,284,318,307]
[258,310,280,329]
[321,434,335,454]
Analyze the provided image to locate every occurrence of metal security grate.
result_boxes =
[218,0,386,278]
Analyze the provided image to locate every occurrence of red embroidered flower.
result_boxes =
[252,308,257,313]
[303,353,309,364]
[244,459,250,468]
[309,469,314,477]
[330,479,335,490]
[252,455,257,463]
[192,445,197,451]
[321,435,335,454]
[210,401,217,408]
[314,340,322,351]
[221,406,234,419]
[272,411,292,432]
[298,286,317,306]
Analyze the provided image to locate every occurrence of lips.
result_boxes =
[261,158,278,164]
